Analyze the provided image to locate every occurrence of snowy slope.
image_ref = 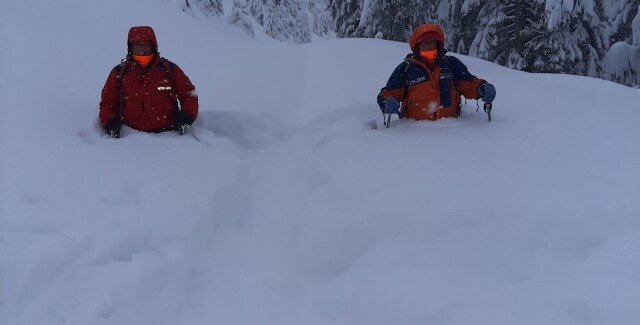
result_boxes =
[2,0,640,324]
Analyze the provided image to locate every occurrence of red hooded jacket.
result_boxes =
[99,26,198,132]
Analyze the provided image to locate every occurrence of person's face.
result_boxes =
[130,41,154,55]
[418,40,438,51]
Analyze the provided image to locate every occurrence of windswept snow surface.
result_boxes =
[2,0,640,324]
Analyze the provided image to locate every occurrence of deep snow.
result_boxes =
[1,0,640,324]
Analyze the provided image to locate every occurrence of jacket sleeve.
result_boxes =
[98,68,119,126]
[377,62,408,109]
[171,63,198,123]
[449,56,485,100]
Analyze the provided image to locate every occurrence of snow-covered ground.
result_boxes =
[2,0,640,324]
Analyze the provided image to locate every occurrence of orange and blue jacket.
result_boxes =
[377,52,485,121]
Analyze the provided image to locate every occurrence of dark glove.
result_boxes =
[382,98,401,115]
[104,116,121,137]
[174,110,194,126]
[478,83,496,103]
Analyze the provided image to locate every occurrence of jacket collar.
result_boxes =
[409,47,447,65]
[408,54,437,73]
[128,54,161,72]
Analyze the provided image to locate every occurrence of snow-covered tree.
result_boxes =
[633,3,640,45]
[309,0,334,38]
[494,1,547,71]
[325,0,639,86]
[210,0,640,86]
[355,0,426,40]
[229,0,256,37]
[603,41,640,86]
[331,0,362,37]
[183,0,223,16]
[227,0,330,42]
[263,0,312,43]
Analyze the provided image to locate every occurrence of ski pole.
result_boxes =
[175,108,185,135]
[110,129,120,139]
[484,102,492,122]
[381,112,391,128]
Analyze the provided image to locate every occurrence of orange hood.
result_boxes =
[409,24,445,52]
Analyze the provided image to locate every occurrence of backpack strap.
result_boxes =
[160,57,184,131]
[398,57,412,117]
[441,56,464,118]
[114,60,130,122]
[401,57,411,99]
[160,58,178,104]
[160,57,176,88]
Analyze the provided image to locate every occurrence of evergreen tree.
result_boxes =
[494,0,547,71]
[183,0,223,16]
[309,0,334,37]
[218,0,640,86]
[229,0,256,37]
[356,0,425,40]
[331,0,362,38]
[264,0,312,43]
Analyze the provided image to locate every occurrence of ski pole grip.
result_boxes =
[484,103,492,122]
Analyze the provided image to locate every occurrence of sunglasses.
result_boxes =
[130,41,154,55]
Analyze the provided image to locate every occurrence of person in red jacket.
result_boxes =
[378,24,496,121]
[99,26,198,137]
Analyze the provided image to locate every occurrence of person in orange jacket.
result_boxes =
[377,24,496,121]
